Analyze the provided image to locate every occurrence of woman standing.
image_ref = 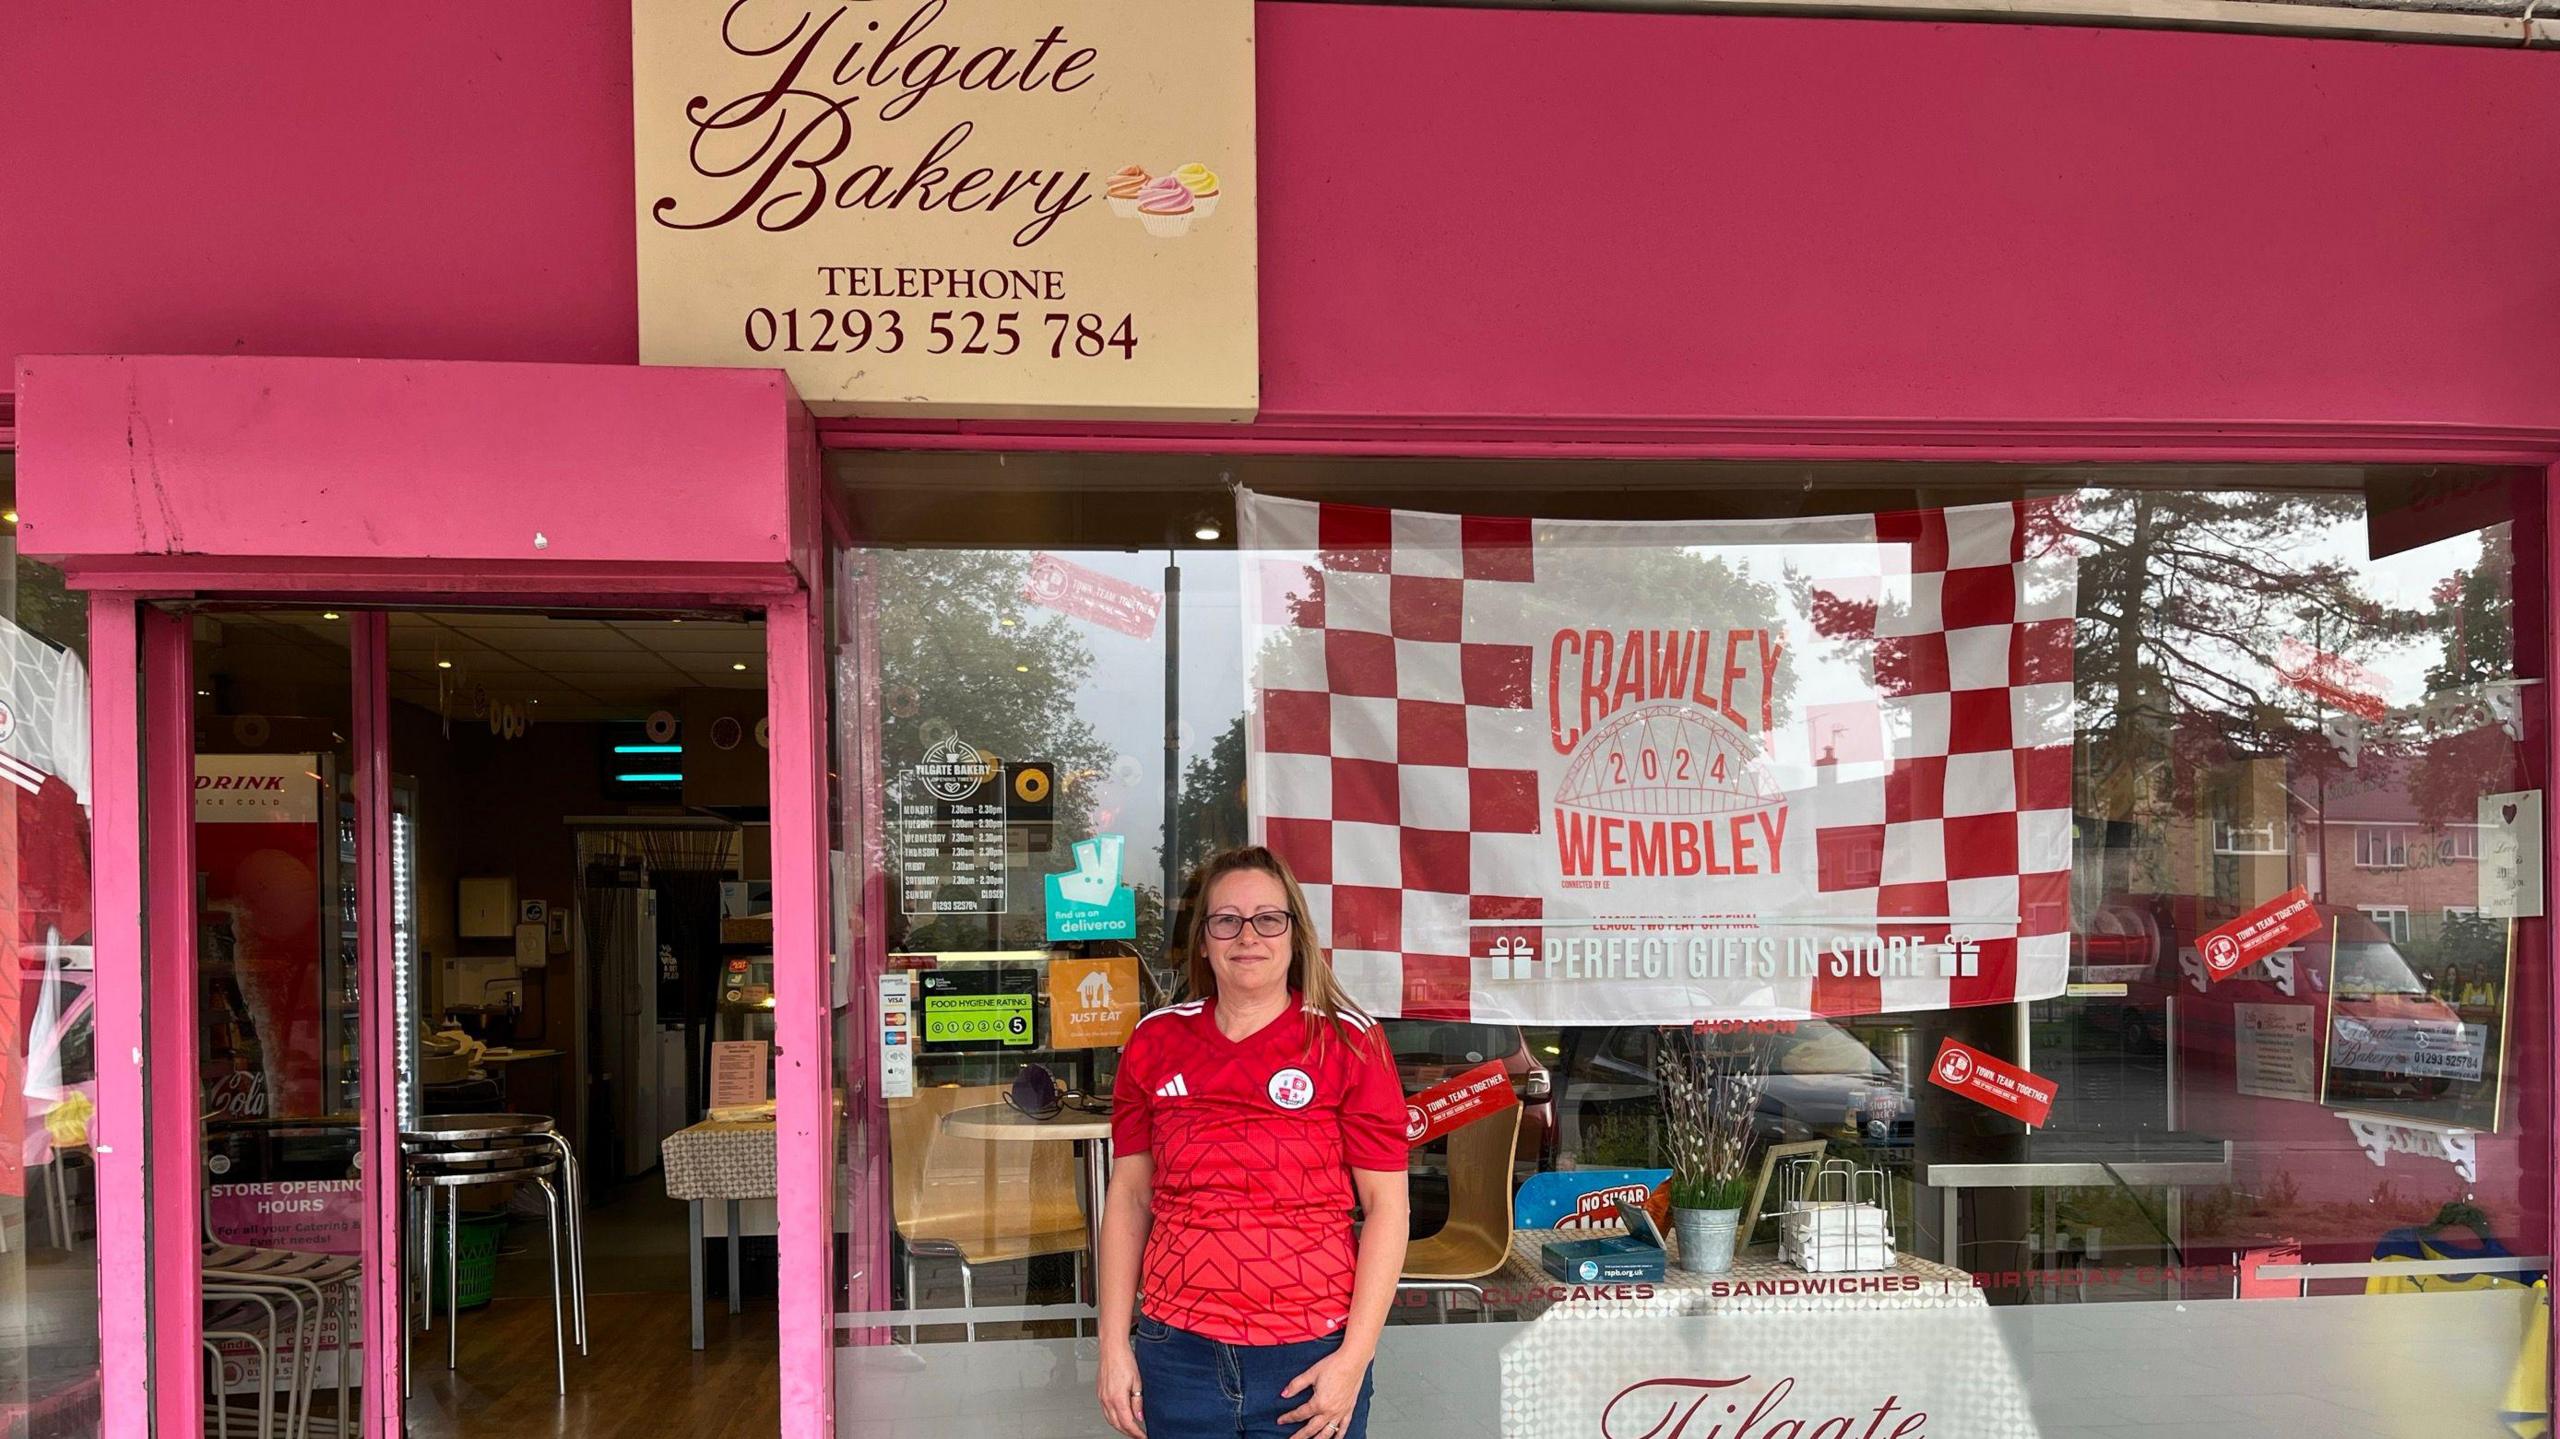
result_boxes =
[1096,846,1410,1439]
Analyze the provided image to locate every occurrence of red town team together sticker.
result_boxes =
[2195,886,2322,984]
[1402,1059,1521,1146]
[1020,551,1164,639]
[1927,1038,2055,1126]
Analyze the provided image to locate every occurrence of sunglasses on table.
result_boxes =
[1203,910,1295,940]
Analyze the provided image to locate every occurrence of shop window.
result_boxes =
[824,455,2550,1439]
[0,457,103,1434]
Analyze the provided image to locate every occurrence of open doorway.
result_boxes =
[187,605,782,1438]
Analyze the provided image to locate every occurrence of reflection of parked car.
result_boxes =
[1553,1020,1912,1163]
[2322,918,2468,1099]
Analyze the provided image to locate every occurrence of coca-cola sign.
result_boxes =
[1601,1375,1927,1439]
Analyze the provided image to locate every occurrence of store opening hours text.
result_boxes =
[744,306,1134,359]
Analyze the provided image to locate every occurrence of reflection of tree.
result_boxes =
[1176,715,1248,875]
[2425,529,2515,694]
[867,550,1120,951]
[10,546,87,653]
[2066,490,2421,821]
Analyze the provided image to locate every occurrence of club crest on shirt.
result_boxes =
[0,699,15,745]
[1267,1067,1316,1110]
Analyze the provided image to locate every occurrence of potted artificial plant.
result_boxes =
[1657,1026,1774,1274]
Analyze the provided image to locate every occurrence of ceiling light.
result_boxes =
[323,612,341,621]
[1193,517,1224,542]
[196,690,211,698]
[1015,664,1031,674]
[999,616,1017,628]
[1,510,17,526]
[731,662,748,672]
[437,660,453,670]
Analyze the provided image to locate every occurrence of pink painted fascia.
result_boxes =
[82,597,147,1439]
[11,355,801,571]
[813,418,2560,467]
[140,609,203,1439]
[765,590,836,1436]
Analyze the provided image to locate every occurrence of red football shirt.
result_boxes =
[1111,992,1407,1344]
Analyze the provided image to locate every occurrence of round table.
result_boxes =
[939,1104,1114,1268]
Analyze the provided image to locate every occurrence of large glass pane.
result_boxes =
[0,455,104,1435]
[830,457,2549,1439]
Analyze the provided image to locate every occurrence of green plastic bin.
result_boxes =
[427,1213,507,1310]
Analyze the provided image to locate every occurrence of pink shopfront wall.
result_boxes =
[5,6,2560,442]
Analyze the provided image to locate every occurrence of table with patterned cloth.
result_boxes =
[660,1118,776,1349]
[1495,1231,2037,1438]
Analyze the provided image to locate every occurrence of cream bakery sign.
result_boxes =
[635,0,1257,418]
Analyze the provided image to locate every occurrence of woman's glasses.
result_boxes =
[1204,910,1294,940]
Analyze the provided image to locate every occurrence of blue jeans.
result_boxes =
[1132,1313,1375,1438]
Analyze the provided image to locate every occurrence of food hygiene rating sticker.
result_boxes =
[924,994,1034,1046]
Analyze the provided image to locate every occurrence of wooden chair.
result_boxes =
[1399,1106,1523,1320]
[887,1084,1089,1340]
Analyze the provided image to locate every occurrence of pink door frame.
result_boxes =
[92,575,834,1439]
[20,353,835,1439]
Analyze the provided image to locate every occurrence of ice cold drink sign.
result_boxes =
[635,0,1257,419]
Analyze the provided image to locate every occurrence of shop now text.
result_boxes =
[743,308,1135,359]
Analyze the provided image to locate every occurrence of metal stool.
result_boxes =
[400,1116,576,1395]
[403,1114,585,1355]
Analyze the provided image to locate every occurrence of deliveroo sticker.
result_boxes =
[1046,834,1138,941]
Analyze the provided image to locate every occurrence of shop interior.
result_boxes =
[189,606,784,1438]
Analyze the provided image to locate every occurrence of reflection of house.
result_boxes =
[2126,751,2487,954]
[2298,759,2482,950]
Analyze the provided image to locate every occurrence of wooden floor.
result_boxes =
[402,1290,779,1439]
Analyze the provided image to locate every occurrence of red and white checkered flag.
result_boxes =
[1239,491,2078,1023]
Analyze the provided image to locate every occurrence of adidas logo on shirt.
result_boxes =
[1155,1074,1190,1099]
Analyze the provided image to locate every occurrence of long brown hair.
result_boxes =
[1173,845,1380,1060]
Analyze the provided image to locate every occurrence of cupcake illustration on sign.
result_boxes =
[1111,161,1223,238]
[1136,177,1194,236]
[1106,166,1151,218]
[1173,163,1220,217]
